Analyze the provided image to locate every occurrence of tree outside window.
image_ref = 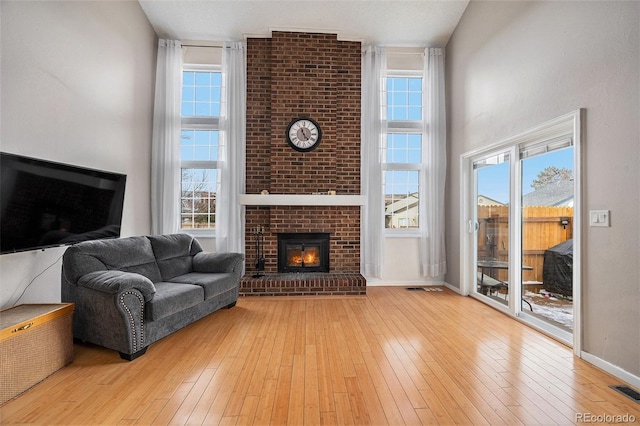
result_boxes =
[181,168,217,229]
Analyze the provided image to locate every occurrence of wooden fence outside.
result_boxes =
[477,205,573,283]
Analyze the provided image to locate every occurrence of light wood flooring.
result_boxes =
[2,286,639,425]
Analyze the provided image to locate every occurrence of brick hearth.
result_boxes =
[242,31,365,295]
[240,273,366,297]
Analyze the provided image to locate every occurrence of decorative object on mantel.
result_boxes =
[260,189,269,195]
[328,190,336,195]
[253,225,266,278]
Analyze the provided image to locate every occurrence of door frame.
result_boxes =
[460,109,582,355]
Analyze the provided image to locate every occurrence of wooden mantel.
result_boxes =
[238,194,366,206]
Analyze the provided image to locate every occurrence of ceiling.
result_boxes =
[137,0,470,47]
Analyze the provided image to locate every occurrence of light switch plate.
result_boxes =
[589,210,610,227]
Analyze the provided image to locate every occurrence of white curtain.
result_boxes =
[421,47,447,277]
[361,46,386,278]
[216,41,246,254]
[151,39,183,235]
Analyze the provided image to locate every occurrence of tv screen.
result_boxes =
[1,152,126,254]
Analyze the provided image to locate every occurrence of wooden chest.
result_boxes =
[0,303,74,405]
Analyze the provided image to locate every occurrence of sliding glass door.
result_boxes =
[473,151,511,308]
[520,141,574,333]
[462,111,581,349]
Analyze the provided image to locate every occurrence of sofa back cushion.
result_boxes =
[148,234,203,281]
[63,236,162,284]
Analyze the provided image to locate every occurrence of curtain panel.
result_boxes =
[151,39,183,235]
[421,47,447,277]
[216,41,246,254]
[361,46,387,278]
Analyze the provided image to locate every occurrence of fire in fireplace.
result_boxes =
[277,233,330,273]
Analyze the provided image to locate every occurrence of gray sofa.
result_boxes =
[61,234,243,360]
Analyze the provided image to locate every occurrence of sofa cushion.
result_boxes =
[148,234,203,280]
[63,236,162,284]
[145,282,204,321]
[193,252,243,274]
[169,272,238,300]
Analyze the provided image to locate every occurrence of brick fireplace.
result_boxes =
[277,233,330,273]
[241,31,366,296]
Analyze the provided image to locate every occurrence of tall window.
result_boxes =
[383,74,424,231]
[180,68,222,230]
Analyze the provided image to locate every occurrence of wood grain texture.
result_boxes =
[1,287,638,425]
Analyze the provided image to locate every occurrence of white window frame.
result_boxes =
[180,64,222,236]
[383,69,425,238]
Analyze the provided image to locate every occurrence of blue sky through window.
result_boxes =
[182,71,222,117]
[180,130,219,161]
[384,170,419,196]
[387,134,421,163]
[387,77,422,120]
[477,148,574,204]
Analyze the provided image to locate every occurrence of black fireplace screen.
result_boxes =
[277,233,330,273]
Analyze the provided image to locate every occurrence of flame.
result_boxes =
[304,252,319,265]
[288,248,320,267]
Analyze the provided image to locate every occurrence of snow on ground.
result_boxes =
[523,291,573,330]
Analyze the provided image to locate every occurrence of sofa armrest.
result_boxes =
[77,270,156,302]
[193,252,244,274]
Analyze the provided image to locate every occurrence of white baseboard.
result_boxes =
[580,351,640,390]
[366,280,445,287]
[443,282,462,294]
[365,280,462,295]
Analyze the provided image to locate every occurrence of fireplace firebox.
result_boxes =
[277,233,330,273]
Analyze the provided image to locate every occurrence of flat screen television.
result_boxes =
[1,152,126,254]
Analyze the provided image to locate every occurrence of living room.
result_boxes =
[1,0,639,423]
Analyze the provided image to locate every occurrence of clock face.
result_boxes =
[286,117,322,152]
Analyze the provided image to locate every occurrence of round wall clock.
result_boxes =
[285,117,322,152]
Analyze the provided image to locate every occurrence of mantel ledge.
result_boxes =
[238,194,365,206]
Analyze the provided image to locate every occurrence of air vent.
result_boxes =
[610,385,640,403]
[406,287,425,291]
[406,287,443,292]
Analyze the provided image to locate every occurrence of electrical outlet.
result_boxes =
[589,210,610,227]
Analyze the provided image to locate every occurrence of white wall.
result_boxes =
[446,1,639,378]
[0,1,157,308]
[374,237,443,285]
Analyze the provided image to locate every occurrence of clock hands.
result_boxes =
[297,126,311,142]
[303,127,311,139]
[286,117,322,152]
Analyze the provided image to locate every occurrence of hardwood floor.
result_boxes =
[2,287,639,425]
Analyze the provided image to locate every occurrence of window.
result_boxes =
[181,71,222,117]
[180,68,222,231]
[383,74,424,231]
[387,76,422,120]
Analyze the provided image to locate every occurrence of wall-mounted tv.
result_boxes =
[1,152,126,254]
